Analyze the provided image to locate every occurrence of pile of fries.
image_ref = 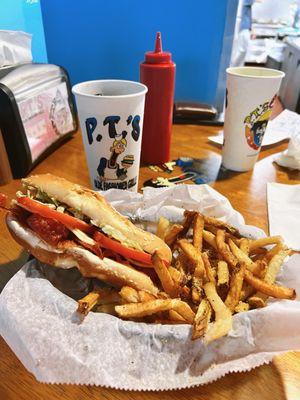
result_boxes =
[77,211,296,344]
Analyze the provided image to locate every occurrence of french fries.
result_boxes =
[225,262,246,312]
[216,229,238,267]
[249,236,282,251]
[203,282,232,343]
[156,216,170,240]
[192,299,211,339]
[115,299,174,318]
[119,286,140,303]
[77,210,296,345]
[201,252,216,285]
[177,239,205,279]
[244,270,296,300]
[203,230,217,250]
[217,260,229,287]
[193,213,204,251]
[115,299,195,323]
[234,301,250,313]
[164,224,184,247]
[77,291,100,315]
[152,251,178,297]
[239,238,250,255]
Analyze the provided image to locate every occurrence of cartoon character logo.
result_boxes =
[97,132,134,181]
[244,96,275,150]
[49,89,70,136]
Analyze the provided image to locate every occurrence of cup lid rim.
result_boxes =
[72,79,148,98]
[226,66,285,79]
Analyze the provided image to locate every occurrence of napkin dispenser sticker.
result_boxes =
[0,63,77,178]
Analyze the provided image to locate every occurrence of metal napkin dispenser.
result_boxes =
[0,63,77,179]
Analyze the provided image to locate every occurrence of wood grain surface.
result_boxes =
[0,123,300,400]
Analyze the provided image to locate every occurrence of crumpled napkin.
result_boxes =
[274,124,300,170]
[267,182,300,251]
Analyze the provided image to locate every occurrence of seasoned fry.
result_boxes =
[156,216,170,240]
[180,285,191,300]
[193,213,204,251]
[249,236,282,251]
[217,260,229,286]
[192,299,212,340]
[244,270,296,300]
[164,224,184,247]
[234,301,250,313]
[116,298,195,322]
[77,291,101,315]
[152,251,177,297]
[138,291,157,302]
[203,282,232,343]
[115,299,173,318]
[216,230,238,267]
[250,248,290,303]
[201,252,216,285]
[174,251,189,275]
[191,287,201,304]
[181,210,197,237]
[177,239,205,279]
[205,224,240,244]
[203,230,218,250]
[264,249,290,284]
[191,276,202,303]
[239,238,250,255]
[203,216,240,236]
[119,286,139,303]
[247,296,266,308]
[169,266,182,286]
[264,243,284,262]
[169,309,187,323]
[204,283,229,320]
[251,259,267,278]
[228,238,267,278]
[225,262,246,312]
[240,283,255,301]
[228,239,257,272]
[250,249,268,261]
[171,299,195,323]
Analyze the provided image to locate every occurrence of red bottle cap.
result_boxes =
[145,32,172,64]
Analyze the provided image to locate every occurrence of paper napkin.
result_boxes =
[267,182,300,250]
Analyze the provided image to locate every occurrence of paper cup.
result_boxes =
[72,80,148,191]
[222,67,285,171]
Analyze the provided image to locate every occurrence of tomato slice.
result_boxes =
[93,230,152,266]
[17,197,93,234]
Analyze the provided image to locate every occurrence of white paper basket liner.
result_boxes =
[0,185,300,390]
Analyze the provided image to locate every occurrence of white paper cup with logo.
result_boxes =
[72,80,148,191]
[222,67,285,171]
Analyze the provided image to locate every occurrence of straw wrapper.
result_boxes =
[0,185,300,390]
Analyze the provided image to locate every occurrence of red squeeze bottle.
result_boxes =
[140,32,176,164]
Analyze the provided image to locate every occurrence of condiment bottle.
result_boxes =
[140,32,176,164]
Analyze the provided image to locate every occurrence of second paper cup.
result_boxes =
[72,80,148,191]
[222,67,285,172]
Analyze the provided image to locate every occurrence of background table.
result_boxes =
[0,123,300,400]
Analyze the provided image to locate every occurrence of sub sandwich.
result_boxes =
[5,174,172,295]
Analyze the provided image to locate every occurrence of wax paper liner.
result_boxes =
[0,185,300,391]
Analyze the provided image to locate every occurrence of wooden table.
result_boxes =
[0,124,300,400]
